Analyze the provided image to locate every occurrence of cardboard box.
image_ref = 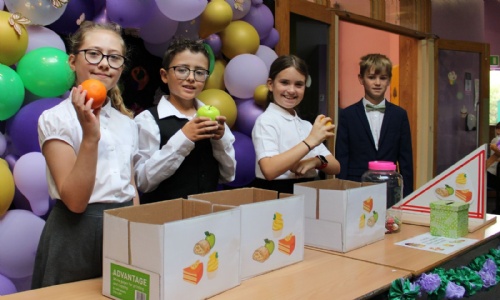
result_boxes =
[294,179,387,253]
[102,199,241,300]
[188,188,305,280]
[430,200,470,238]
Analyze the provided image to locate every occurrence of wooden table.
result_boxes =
[317,215,500,275]
[2,249,410,300]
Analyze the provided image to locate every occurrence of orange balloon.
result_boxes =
[0,11,29,66]
[81,79,107,109]
[204,59,227,91]
[198,89,237,128]
[199,0,233,39]
[220,20,260,59]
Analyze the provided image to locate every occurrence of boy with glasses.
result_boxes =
[133,38,236,203]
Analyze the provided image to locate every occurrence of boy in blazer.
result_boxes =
[335,53,413,197]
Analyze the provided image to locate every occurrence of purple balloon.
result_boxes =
[0,209,45,278]
[224,54,268,99]
[9,275,31,293]
[156,0,207,22]
[225,131,255,187]
[12,186,32,212]
[242,4,274,39]
[0,273,17,295]
[107,0,156,28]
[6,98,63,156]
[4,154,17,171]
[93,7,110,24]
[260,28,279,49]
[13,152,50,216]
[225,0,251,20]
[143,39,172,58]
[47,0,96,34]
[235,98,264,137]
[139,2,178,45]
[204,34,222,57]
[0,132,6,156]
[252,0,263,5]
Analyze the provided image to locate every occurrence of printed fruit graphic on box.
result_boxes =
[193,231,216,256]
[272,212,283,237]
[278,233,296,255]
[363,197,373,213]
[183,260,203,285]
[367,211,379,227]
[359,214,366,229]
[252,238,275,263]
[207,251,219,279]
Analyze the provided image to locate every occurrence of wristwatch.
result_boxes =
[316,155,328,170]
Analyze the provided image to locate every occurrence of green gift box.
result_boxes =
[430,200,469,238]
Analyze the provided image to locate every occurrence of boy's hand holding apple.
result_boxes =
[182,105,223,141]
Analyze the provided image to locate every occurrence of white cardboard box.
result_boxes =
[102,199,241,300]
[188,188,305,280]
[294,179,386,253]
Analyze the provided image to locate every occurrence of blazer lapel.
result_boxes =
[354,100,377,149]
[378,101,393,146]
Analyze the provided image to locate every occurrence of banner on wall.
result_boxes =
[399,144,493,232]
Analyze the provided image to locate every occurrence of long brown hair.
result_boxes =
[68,21,133,118]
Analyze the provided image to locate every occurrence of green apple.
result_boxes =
[197,105,220,121]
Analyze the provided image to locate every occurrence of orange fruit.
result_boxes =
[81,79,107,109]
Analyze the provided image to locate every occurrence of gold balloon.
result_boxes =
[204,59,227,91]
[220,20,260,59]
[0,159,15,216]
[198,89,237,128]
[253,84,269,107]
[199,0,233,39]
[0,11,29,66]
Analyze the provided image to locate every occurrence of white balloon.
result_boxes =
[26,25,66,54]
[4,0,68,26]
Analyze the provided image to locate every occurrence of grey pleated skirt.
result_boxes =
[31,200,132,289]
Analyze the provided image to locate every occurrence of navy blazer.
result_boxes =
[335,99,414,197]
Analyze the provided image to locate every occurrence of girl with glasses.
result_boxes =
[32,21,139,288]
[134,38,236,203]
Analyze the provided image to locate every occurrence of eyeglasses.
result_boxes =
[168,66,209,82]
[76,49,126,69]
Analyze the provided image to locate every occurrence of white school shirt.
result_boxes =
[133,95,236,193]
[38,96,138,203]
[363,98,386,150]
[252,102,332,180]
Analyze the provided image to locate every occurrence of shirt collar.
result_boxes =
[157,95,204,119]
[268,102,297,120]
[363,98,386,108]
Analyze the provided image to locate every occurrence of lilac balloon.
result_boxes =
[4,154,17,171]
[0,132,6,156]
[13,152,50,216]
[252,0,263,5]
[225,0,251,20]
[0,209,45,278]
[224,131,256,187]
[0,0,4,10]
[139,2,178,45]
[26,26,66,54]
[224,54,268,99]
[155,0,207,22]
[6,98,63,156]
[235,98,264,137]
[0,273,17,295]
[9,275,31,293]
[174,18,201,40]
[241,4,274,39]
[107,0,156,28]
[255,45,278,72]
[47,0,96,34]
[261,28,279,49]
[204,34,222,57]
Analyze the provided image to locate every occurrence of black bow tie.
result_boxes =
[366,103,385,113]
